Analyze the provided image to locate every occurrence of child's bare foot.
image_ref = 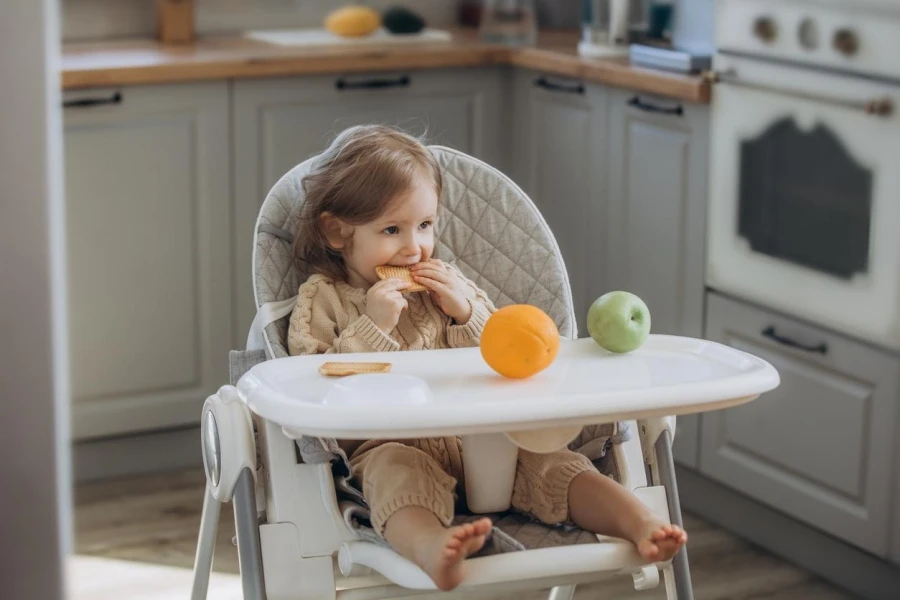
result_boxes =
[414,518,491,590]
[634,519,687,562]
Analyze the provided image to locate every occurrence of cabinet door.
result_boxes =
[893,424,900,566]
[232,69,504,341]
[510,70,608,337]
[63,83,232,440]
[702,292,899,557]
[606,90,710,467]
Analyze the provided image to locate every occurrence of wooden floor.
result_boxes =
[75,468,856,599]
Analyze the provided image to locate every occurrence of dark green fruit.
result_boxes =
[382,6,425,35]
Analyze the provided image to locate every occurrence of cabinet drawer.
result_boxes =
[701,292,899,556]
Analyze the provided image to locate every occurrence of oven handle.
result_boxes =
[705,69,893,117]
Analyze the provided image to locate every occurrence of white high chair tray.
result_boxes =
[237,335,779,439]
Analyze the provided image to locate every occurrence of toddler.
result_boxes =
[287,125,686,590]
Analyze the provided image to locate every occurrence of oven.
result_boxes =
[706,0,900,350]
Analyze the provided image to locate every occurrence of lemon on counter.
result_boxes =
[325,6,381,37]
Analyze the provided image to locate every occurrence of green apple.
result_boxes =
[587,291,651,353]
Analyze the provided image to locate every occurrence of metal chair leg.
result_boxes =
[655,430,694,600]
[191,484,221,600]
[234,467,267,600]
[547,584,576,600]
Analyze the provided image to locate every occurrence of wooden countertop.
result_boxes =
[61,29,710,104]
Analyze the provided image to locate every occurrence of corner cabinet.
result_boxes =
[605,89,710,467]
[63,82,232,440]
[509,69,609,337]
[232,69,505,341]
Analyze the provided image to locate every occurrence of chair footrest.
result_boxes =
[338,538,660,591]
[337,484,672,590]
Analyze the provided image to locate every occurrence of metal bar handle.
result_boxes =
[762,326,828,355]
[534,76,585,95]
[62,92,122,108]
[335,75,410,90]
[707,69,894,117]
[627,95,684,116]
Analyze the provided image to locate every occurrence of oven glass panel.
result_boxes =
[738,117,872,279]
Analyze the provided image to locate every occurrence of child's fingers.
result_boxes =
[413,258,442,267]
[412,267,452,284]
[412,260,448,275]
[373,278,410,292]
[412,264,447,275]
[416,276,452,296]
[387,278,412,289]
[411,274,441,290]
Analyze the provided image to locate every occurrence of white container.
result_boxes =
[671,0,714,55]
[461,433,520,513]
[579,0,631,57]
[479,0,538,46]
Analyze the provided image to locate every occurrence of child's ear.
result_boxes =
[320,213,352,249]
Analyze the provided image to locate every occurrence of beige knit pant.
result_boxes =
[349,437,597,538]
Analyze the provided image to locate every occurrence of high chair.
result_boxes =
[191,146,779,600]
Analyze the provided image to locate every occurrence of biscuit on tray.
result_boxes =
[318,362,393,377]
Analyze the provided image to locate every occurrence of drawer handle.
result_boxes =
[534,77,585,95]
[627,95,684,116]
[335,75,410,90]
[62,92,122,108]
[761,326,828,355]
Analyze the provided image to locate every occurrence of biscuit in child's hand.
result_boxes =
[318,362,392,377]
[375,265,427,292]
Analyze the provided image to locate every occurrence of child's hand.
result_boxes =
[365,279,409,333]
[411,260,473,325]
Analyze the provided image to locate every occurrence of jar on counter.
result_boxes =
[478,0,538,46]
[459,0,483,27]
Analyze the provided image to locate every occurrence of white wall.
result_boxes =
[0,0,70,598]
[62,0,458,42]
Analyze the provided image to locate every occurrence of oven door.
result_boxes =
[707,54,900,350]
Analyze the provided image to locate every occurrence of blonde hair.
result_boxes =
[294,125,442,281]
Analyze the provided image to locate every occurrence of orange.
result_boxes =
[480,305,560,379]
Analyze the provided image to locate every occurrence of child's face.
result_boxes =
[342,174,438,289]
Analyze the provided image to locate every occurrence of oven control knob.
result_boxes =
[753,16,778,43]
[833,28,859,56]
[798,18,819,50]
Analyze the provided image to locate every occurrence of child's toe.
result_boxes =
[474,519,492,535]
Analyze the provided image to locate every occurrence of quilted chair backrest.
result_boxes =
[252,146,577,358]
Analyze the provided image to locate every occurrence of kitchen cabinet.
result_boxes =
[893,435,900,566]
[232,69,505,341]
[509,69,609,337]
[63,82,232,440]
[605,89,710,467]
[702,291,900,557]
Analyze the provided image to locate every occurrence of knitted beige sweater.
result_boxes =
[287,265,496,356]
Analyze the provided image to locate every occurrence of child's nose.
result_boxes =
[402,234,419,254]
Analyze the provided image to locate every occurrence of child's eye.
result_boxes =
[384,226,399,235]
[419,221,432,230]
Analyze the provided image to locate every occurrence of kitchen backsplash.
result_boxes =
[62,0,457,42]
